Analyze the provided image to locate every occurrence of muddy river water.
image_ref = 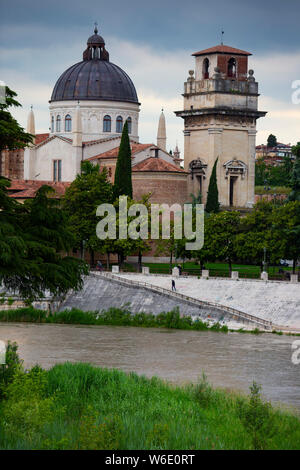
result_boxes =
[0,323,299,410]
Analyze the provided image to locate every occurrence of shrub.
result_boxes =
[78,407,122,450]
[237,381,276,450]
[0,341,23,398]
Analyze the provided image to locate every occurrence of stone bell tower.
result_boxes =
[175,44,267,208]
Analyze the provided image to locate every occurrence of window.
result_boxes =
[116,116,123,133]
[103,115,111,132]
[127,117,132,134]
[65,114,72,132]
[53,160,62,182]
[203,58,210,79]
[51,116,54,133]
[56,115,61,132]
[228,58,236,78]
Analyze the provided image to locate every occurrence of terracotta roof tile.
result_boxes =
[35,133,49,145]
[192,44,252,57]
[87,143,153,161]
[8,180,70,199]
[132,157,186,173]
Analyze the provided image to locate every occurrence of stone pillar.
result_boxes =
[261,271,268,281]
[112,265,119,274]
[72,104,83,177]
[172,267,180,277]
[201,269,209,279]
[290,274,298,283]
[231,271,239,280]
[247,130,257,208]
[142,266,150,275]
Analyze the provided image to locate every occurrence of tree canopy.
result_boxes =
[113,120,132,199]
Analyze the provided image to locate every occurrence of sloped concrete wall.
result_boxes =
[119,274,300,329]
[59,275,255,326]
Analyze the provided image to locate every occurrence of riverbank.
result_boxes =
[0,306,298,336]
[0,306,229,332]
[0,355,299,450]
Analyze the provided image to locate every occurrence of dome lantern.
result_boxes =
[83,23,109,61]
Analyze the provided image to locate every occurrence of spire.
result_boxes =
[72,103,82,147]
[157,108,166,151]
[27,105,35,145]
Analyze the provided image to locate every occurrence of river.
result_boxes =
[0,323,299,410]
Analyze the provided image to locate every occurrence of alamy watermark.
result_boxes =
[96,196,204,250]
[0,340,6,365]
[0,80,6,105]
[291,80,300,104]
[291,340,300,365]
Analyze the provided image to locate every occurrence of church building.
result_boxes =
[1,27,266,211]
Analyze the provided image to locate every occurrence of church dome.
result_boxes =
[50,26,139,104]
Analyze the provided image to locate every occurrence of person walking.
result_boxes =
[171,279,176,291]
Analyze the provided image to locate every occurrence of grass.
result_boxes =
[0,361,299,450]
[0,306,229,333]
[255,186,290,195]
[142,261,292,278]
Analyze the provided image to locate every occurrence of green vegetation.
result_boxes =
[0,178,88,302]
[0,306,228,332]
[288,144,300,202]
[267,134,277,148]
[113,120,132,199]
[0,346,299,450]
[205,157,220,213]
[255,186,290,195]
[0,87,33,153]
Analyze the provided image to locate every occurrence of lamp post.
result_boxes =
[262,246,267,273]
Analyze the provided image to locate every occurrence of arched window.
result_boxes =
[51,116,54,133]
[203,58,210,79]
[228,58,236,78]
[103,115,111,132]
[56,115,61,132]
[65,114,72,132]
[127,117,132,134]
[116,116,123,133]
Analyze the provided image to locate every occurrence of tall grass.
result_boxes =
[0,361,299,450]
[0,306,229,333]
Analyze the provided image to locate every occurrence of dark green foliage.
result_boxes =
[267,134,277,148]
[63,161,114,262]
[288,145,300,202]
[237,382,276,450]
[113,120,132,199]
[0,178,88,301]
[0,87,33,153]
[205,158,220,213]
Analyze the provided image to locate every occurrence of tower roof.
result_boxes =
[192,44,252,57]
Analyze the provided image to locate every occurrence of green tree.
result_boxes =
[205,158,220,213]
[114,120,132,199]
[288,144,300,202]
[63,161,113,265]
[0,87,33,155]
[206,211,240,274]
[0,178,87,301]
[267,134,277,148]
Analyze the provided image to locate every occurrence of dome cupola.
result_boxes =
[50,25,139,103]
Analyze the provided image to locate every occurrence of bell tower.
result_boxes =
[175,44,267,208]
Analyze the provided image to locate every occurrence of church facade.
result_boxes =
[2,27,266,210]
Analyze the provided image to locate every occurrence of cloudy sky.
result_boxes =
[1,0,300,154]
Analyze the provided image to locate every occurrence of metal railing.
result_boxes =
[92,272,273,329]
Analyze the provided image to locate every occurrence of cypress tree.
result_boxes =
[288,144,300,202]
[114,120,132,199]
[205,157,220,213]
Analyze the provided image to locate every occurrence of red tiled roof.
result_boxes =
[192,44,252,57]
[8,180,70,199]
[35,133,49,145]
[132,157,186,173]
[87,143,153,161]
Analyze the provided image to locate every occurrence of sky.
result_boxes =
[1,0,300,155]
